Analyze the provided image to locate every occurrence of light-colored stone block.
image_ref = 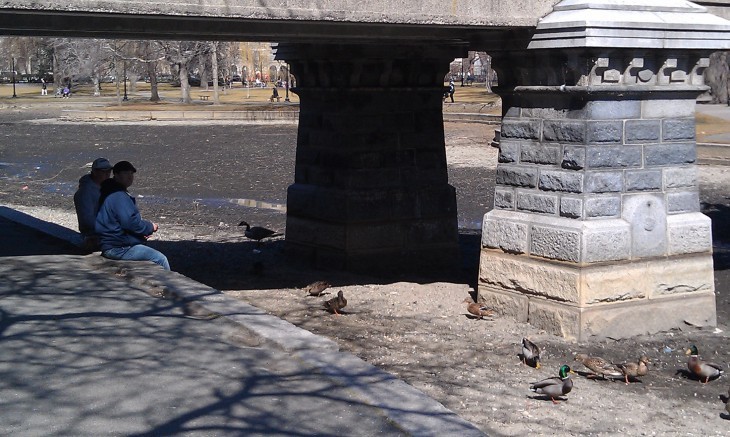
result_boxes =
[482,215,529,253]
[479,251,581,303]
[642,98,696,118]
[579,292,717,341]
[581,262,647,304]
[622,193,667,258]
[581,219,631,262]
[527,298,580,340]
[666,212,713,255]
[530,225,581,262]
[649,254,715,296]
[477,250,717,340]
[477,286,529,321]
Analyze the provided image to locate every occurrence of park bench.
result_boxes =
[199,91,212,101]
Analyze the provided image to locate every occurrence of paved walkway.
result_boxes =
[0,208,484,436]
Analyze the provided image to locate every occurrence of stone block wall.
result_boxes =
[484,94,712,265]
[480,48,718,339]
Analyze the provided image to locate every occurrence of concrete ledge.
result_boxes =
[1,206,484,436]
[0,206,83,246]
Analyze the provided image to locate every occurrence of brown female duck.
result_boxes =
[616,356,650,385]
[574,353,623,380]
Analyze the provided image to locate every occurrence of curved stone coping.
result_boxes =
[60,109,501,124]
[443,112,502,124]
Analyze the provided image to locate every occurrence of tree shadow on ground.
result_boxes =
[0,256,475,436]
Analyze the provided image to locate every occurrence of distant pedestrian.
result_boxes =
[41,79,47,96]
[73,157,113,251]
[448,80,455,103]
[96,161,170,270]
[270,86,280,102]
[62,86,70,98]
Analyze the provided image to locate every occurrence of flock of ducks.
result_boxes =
[521,337,726,408]
[237,227,728,414]
[464,299,728,410]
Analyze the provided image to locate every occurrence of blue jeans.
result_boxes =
[102,245,170,271]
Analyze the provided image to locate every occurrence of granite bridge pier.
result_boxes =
[4,0,730,339]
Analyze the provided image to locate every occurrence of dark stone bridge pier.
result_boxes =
[277,43,464,273]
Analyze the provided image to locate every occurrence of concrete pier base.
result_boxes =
[478,250,716,341]
[478,0,726,338]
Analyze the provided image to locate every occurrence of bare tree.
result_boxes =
[51,38,114,95]
[159,41,206,103]
[706,51,729,104]
[210,42,220,104]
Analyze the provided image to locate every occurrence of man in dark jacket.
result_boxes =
[73,157,112,251]
[95,161,170,270]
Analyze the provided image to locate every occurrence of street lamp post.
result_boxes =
[122,60,128,101]
[285,63,290,102]
[11,57,17,98]
[460,58,465,87]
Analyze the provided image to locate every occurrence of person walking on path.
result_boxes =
[40,78,47,96]
[73,157,112,251]
[448,80,455,103]
[96,161,170,270]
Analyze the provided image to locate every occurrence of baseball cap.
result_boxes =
[91,158,112,171]
[113,160,137,173]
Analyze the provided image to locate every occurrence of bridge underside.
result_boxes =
[0,9,531,47]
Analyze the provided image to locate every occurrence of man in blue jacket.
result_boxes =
[96,160,170,270]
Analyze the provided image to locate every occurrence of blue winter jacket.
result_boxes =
[95,179,154,252]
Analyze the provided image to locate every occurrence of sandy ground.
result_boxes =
[3,110,730,436]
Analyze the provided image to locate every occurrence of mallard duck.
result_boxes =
[463,298,494,319]
[324,290,347,315]
[686,345,724,383]
[238,221,282,242]
[529,364,575,404]
[616,356,650,385]
[574,353,623,380]
[522,337,541,369]
[304,280,331,297]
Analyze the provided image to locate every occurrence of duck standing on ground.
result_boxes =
[324,290,347,315]
[238,221,282,243]
[616,356,650,385]
[529,365,575,404]
[522,337,541,369]
[574,353,623,380]
[686,345,724,383]
[304,280,331,297]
